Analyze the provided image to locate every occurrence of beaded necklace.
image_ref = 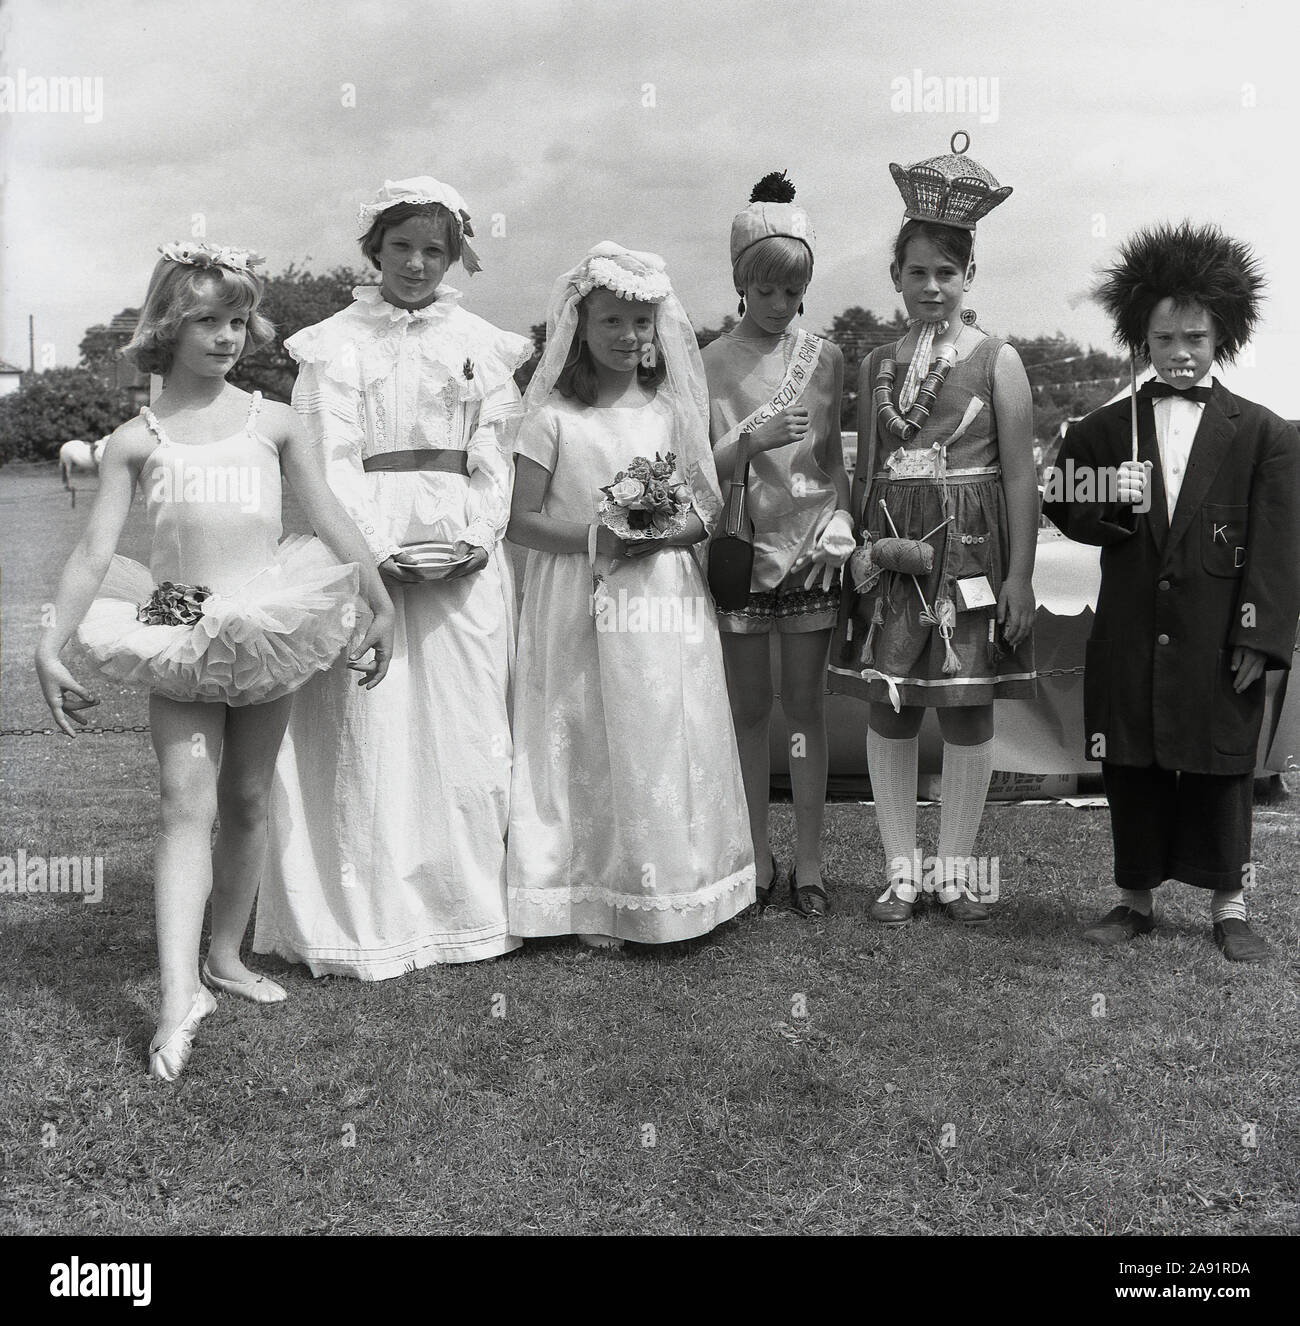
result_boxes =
[873,339,957,442]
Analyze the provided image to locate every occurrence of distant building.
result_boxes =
[107,310,149,410]
[0,359,22,397]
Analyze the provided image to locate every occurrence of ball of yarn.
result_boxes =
[871,537,934,575]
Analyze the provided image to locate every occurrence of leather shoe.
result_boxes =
[940,894,990,926]
[202,959,289,1004]
[870,882,914,925]
[1212,918,1270,963]
[1083,905,1154,947]
[755,851,783,910]
[790,867,827,918]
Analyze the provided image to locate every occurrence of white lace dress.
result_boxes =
[253,285,532,977]
[507,392,755,942]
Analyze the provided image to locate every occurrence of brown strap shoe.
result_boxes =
[1083,904,1155,946]
[1213,919,1270,963]
[941,895,991,926]
[870,881,915,925]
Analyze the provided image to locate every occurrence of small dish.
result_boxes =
[395,541,475,581]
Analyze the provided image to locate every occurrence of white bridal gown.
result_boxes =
[254,285,532,977]
[507,392,755,942]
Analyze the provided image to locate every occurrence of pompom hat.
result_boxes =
[729,171,816,269]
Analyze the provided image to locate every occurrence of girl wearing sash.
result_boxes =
[829,136,1037,926]
[253,177,532,978]
[703,174,852,917]
[506,243,754,946]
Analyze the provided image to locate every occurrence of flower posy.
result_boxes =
[137,581,211,626]
[600,452,691,534]
[158,242,264,276]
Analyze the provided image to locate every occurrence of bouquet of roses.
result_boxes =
[137,580,212,626]
[598,452,692,541]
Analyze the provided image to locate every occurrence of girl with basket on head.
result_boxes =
[829,135,1037,927]
[506,242,754,947]
[35,242,395,1079]
[253,177,532,978]
[703,173,852,917]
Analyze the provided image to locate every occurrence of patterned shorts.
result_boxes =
[716,568,842,635]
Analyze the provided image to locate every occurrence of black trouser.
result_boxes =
[1101,763,1253,891]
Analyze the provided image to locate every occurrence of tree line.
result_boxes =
[1,264,1126,465]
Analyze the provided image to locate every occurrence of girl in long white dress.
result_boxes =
[506,243,755,945]
[254,178,532,978]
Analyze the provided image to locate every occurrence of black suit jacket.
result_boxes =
[1043,382,1300,774]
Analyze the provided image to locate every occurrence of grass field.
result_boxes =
[2,462,1297,1235]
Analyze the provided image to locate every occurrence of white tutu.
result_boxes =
[78,535,363,706]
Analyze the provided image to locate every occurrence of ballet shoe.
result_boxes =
[148,987,218,1082]
[202,958,289,1004]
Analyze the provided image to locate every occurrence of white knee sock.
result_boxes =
[867,730,920,896]
[1119,888,1154,916]
[1210,888,1246,923]
[936,738,994,903]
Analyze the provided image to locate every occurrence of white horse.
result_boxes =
[59,436,108,489]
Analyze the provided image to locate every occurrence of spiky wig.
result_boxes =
[1094,220,1264,364]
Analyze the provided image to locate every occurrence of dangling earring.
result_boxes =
[798,302,804,316]
[737,295,746,316]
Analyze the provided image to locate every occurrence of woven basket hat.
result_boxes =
[889,132,1012,231]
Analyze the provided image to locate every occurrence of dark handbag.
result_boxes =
[707,454,754,611]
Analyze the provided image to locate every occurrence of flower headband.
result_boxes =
[357,176,482,273]
[158,242,264,275]
[568,241,673,303]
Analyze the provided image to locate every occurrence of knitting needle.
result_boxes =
[918,516,952,542]
[879,499,935,618]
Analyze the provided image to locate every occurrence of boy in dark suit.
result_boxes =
[1044,222,1300,961]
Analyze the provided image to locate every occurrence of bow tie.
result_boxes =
[1141,379,1211,404]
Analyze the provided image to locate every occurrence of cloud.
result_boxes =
[5,0,1297,394]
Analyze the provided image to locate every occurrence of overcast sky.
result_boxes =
[3,0,1298,405]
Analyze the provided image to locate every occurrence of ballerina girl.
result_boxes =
[34,241,395,1079]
